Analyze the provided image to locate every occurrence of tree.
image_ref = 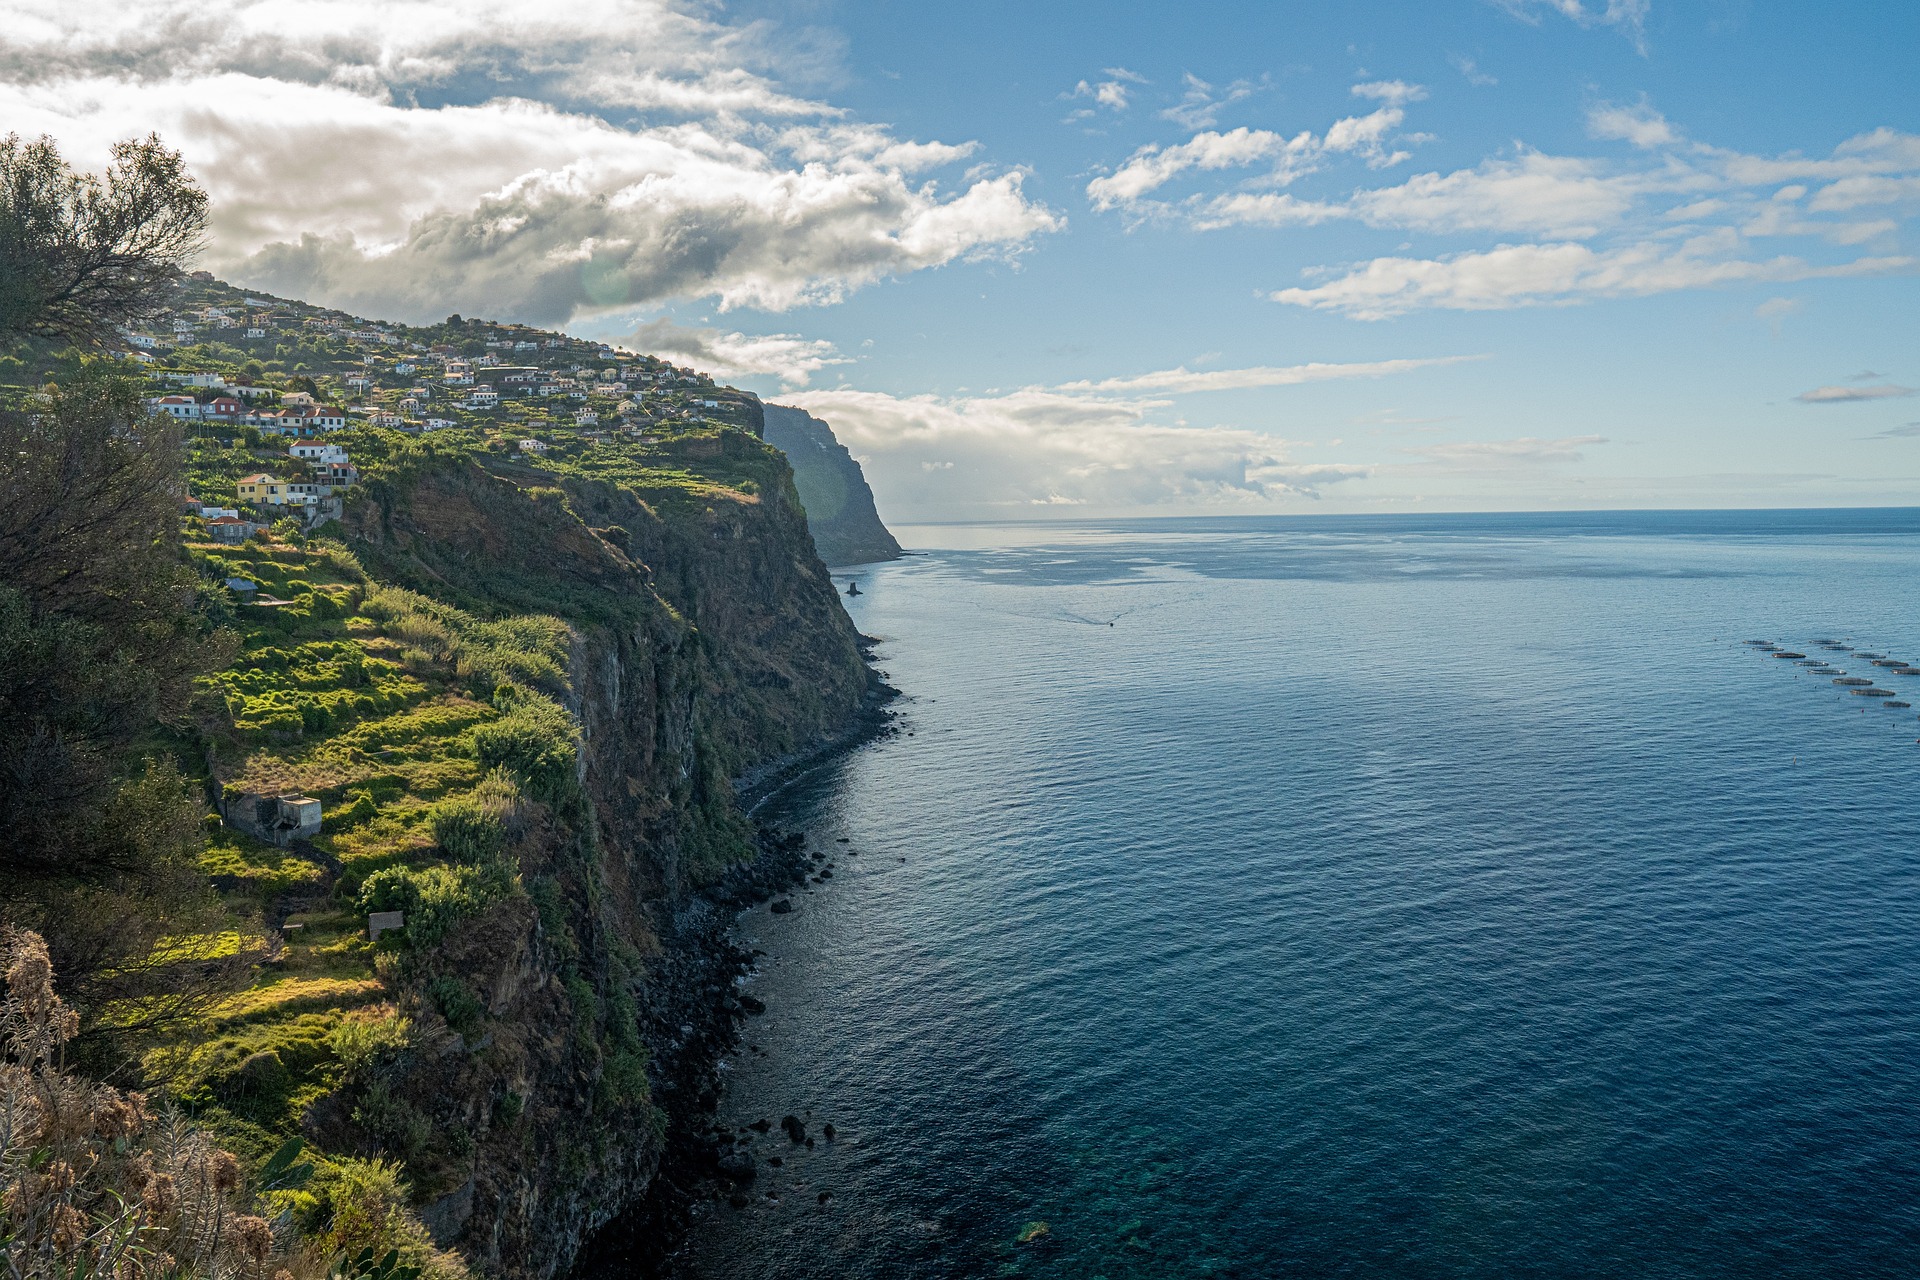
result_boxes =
[0,133,208,349]
[0,363,233,883]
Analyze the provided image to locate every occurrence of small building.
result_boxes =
[149,394,203,419]
[223,792,323,847]
[291,441,348,465]
[237,474,287,504]
[206,517,257,543]
[518,438,549,455]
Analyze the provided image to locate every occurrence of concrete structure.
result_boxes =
[224,792,323,847]
[368,911,406,942]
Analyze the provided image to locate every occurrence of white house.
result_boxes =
[467,388,499,409]
[291,441,348,465]
[518,438,549,455]
[149,394,203,419]
[574,409,599,427]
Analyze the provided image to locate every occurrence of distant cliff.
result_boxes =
[763,405,903,566]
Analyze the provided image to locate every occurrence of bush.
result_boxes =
[356,862,517,950]
[426,976,485,1037]
[472,693,577,803]
[427,771,519,863]
[330,1007,413,1072]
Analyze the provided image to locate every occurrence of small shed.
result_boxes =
[367,911,406,943]
[223,791,323,847]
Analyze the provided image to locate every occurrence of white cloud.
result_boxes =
[1493,0,1652,53]
[1794,383,1916,404]
[1809,174,1920,211]
[1451,55,1497,87]
[1160,73,1260,130]
[787,386,1369,518]
[775,352,1471,516]
[1056,355,1483,395]
[617,319,848,388]
[1347,152,1645,237]
[1086,107,1411,212]
[1351,80,1427,107]
[1755,296,1802,333]
[1088,127,1308,210]
[0,0,1061,325]
[1587,101,1679,149]
[1068,67,1148,114]
[1271,236,1916,319]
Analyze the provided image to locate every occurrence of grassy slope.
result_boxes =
[53,277,847,1268]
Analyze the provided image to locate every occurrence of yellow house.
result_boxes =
[237,473,286,504]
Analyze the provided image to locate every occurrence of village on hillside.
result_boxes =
[114,273,762,540]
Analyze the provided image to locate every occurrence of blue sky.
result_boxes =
[5,0,1916,517]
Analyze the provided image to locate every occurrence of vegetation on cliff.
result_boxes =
[2,135,873,1279]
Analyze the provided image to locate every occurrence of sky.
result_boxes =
[3,0,1917,519]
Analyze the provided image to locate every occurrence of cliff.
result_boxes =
[174,424,878,1280]
[762,404,903,567]
[336,436,872,1274]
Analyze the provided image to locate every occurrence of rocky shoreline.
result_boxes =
[571,648,898,1276]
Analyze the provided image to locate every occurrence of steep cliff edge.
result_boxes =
[172,422,876,1280]
[762,405,903,567]
[324,432,875,1276]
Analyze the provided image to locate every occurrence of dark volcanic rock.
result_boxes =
[782,1115,807,1144]
[770,898,793,914]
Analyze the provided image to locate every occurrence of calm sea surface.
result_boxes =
[666,510,1920,1279]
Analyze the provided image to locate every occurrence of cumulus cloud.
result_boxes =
[1351,80,1427,107]
[1345,151,1650,237]
[775,351,1469,515]
[1271,236,1916,319]
[0,0,1061,325]
[1127,97,1920,317]
[617,319,848,388]
[1067,68,1149,114]
[1086,107,1410,212]
[1587,101,1680,149]
[1794,383,1916,403]
[787,386,1369,518]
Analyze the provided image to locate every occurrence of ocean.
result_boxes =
[663,510,1920,1279]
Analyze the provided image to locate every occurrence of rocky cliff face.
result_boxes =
[762,405,903,567]
[331,433,877,1277]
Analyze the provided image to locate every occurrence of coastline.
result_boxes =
[571,640,898,1277]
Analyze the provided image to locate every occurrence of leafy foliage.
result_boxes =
[0,134,208,349]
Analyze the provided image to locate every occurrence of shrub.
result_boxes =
[427,771,519,863]
[472,693,577,804]
[425,976,485,1037]
[330,1007,413,1072]
[356,863,516,950]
